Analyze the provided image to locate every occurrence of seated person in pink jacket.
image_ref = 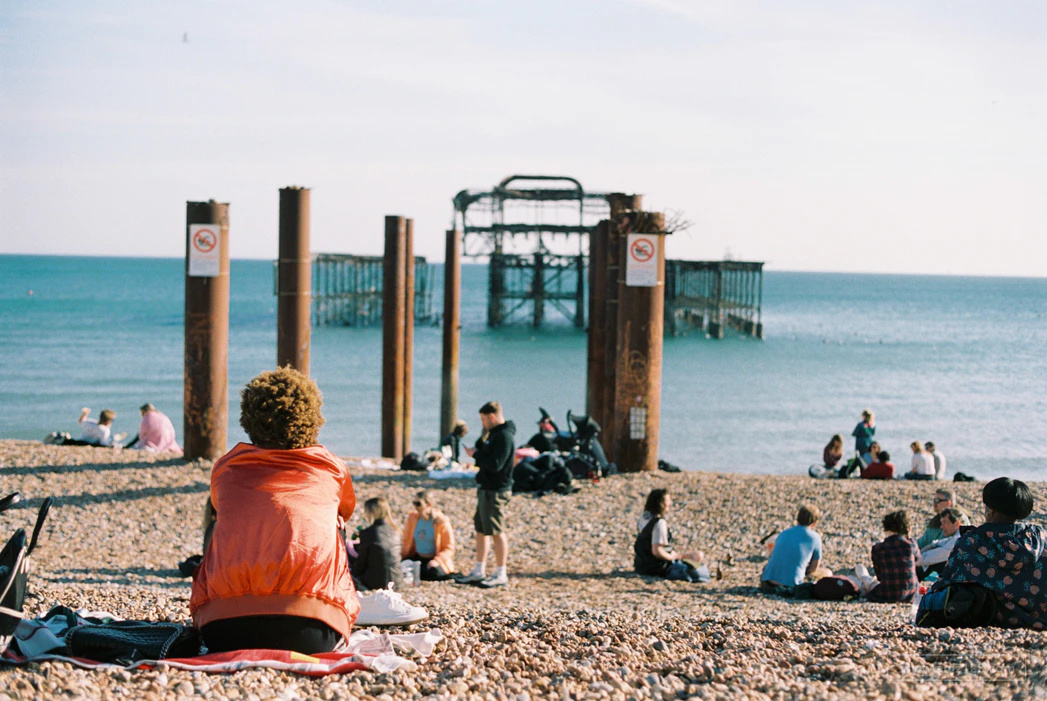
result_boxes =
[128,403,183,455]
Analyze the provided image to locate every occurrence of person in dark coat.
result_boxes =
[458,401,516,588]
[439,420,469,463]
[349,497,404,592]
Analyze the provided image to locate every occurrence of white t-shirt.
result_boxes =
[79,418,112,446]
[912,452,935,476]
[931,451,947,480]
[637,513,669,547]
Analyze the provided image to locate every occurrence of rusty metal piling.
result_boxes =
[440,229,462,438]
[183,201,230,461]
[382,216,408,460]
[277,187,311,373]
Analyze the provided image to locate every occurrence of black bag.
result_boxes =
[66,621,200,662]
[0,494,53,653]
[513,454,573,494]
[813,575,859,601]
[915,582,999,628]
[565,453,598,480]
[953,472,977,482]
[400,452,429,472]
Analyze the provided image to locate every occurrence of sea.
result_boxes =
[1,255,1045,482]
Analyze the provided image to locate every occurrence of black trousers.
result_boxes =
[416,557,454,581]
[201,615,341,654]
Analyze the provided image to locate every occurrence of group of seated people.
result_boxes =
[823,434,947,481]
[758,481,1046,628]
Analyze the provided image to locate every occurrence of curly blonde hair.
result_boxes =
[239,366,325,450]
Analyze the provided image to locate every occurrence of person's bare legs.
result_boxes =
[475,532,490,565]
[493,533,508,568]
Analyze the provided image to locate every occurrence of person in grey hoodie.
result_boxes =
[458,401,516,588]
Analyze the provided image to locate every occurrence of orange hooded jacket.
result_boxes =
[190,443,360,638]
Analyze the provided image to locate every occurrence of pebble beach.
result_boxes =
[1,439,1045,700]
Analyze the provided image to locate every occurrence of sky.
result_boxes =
[1,0,1044,276]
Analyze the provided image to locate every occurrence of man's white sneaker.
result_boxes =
[478,571,508,588]
[456,570,486,584]
[355,586,428,627]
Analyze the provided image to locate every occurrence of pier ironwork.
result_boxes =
[276,254,434,327]
[453,175,610,327]
[664,260,763,338]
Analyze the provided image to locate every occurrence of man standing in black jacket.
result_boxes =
[459,401,516,588]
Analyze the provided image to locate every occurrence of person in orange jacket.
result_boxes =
[401,489,458,581]
[190,367,359,654]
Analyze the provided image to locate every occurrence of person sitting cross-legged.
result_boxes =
[760,504,827,595]
[401,490,458,582]
[190,367,360,653]
[916,507,963,580]
[853,510,919,602]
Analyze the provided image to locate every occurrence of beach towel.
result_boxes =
[3,606,441,676]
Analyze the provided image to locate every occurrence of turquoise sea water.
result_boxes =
[1,255,1044,481]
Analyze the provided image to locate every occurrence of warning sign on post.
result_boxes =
[625,234,658,287]
[188,224,220,277]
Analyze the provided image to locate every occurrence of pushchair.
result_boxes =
[526,408,616,480]
[0,492,54,653]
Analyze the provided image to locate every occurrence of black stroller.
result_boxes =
[526,407,616,480]
[0,493,54,654]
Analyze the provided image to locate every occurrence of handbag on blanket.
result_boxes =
[65,621,201,662]
[0,494,54,654]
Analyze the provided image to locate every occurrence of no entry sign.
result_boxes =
[625,234,658,287]
[188,224,221,277]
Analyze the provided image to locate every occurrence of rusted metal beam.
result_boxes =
[277,187,311,373]
[403,218,415,454]
[586,219,608,426]
[612,210,667,473]
[381,216,407,460]
[184,200,229,461]
[600,194,643,456]
[440,230,462,438]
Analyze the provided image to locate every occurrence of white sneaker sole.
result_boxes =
[355,609,428,627]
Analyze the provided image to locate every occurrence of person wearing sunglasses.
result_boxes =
[916,489,971,550]
[401,490,458,582]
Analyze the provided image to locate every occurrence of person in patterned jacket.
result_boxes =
[929,477,1047,629]
[854,510,919,602]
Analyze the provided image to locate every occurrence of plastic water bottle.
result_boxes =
[911,584,927,624]
[412,560,422,587]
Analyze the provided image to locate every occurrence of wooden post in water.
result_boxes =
[382,216,407,461]
[277,187,311,373]
[599,194,643,456]
[440,230,462,438]
[611,209,667,473]
[402,219,415,455]
[184,200,230,461]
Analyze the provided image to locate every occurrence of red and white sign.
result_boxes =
[188,224,221,277]
[625,234,658,287]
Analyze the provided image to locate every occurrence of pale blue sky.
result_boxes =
[2,0,1044,275]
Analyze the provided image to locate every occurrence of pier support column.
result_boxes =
[611,209,667,473]
[440,230,461,438]
[596,194,643,455]
[184,200,230,461]
[403,219,415,454]
[277,187,311,373]
[382,216,407,461]
[586,220,609,424]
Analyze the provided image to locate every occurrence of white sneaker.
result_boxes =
[479,571,508,588]
[355,586,428,627]
[456,566,486,584]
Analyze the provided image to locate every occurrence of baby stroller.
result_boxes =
[0,493,54,653]
[526,408,616,479]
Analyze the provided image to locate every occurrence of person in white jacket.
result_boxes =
[905,441,936,481]
[925,441,947,480]
[917,507,963,579]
